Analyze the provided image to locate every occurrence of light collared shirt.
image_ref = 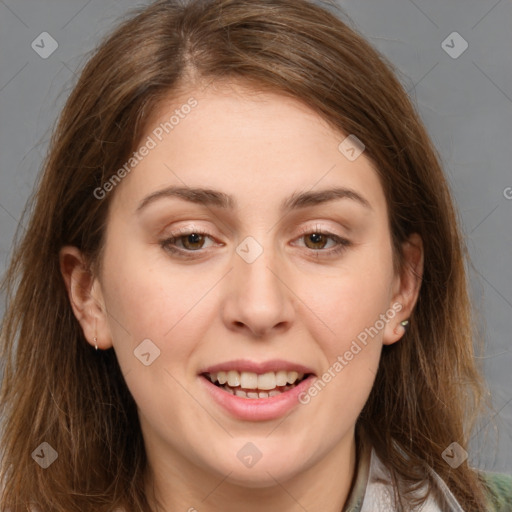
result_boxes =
[343,438,472,512]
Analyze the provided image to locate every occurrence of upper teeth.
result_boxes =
[207,370,305,390]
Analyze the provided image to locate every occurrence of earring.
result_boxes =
[394,319,409,336]
[94,336,98,351]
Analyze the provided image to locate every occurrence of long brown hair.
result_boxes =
[0,0,490,510]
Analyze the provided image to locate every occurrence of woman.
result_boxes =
[0,0,510,510]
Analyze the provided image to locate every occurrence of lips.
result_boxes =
[198,359,317,420]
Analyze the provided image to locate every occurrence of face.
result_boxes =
[66,81,421,492]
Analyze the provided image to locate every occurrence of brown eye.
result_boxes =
[303,233,329,250]
[180,233,206,250]
[293,228,352,258]
[160,229,217,256]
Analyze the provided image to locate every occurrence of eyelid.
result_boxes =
[295,223,347,238]
[163,225,208,236]
[295,222,352,243]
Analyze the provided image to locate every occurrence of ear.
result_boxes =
[59,246,113,350]
[383,233,424,345]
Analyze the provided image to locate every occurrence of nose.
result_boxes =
[221,240,295,338]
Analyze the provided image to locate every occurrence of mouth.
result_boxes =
[199,363,317,421]
[201,370,313,399]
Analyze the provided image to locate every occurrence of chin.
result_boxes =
[223,466,301,489]
[204,450,307,488]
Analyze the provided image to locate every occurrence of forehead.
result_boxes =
[109,82,386,218]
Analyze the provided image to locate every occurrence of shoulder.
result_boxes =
[479,471,512,511]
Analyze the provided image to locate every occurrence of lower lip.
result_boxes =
[200,374,316,421]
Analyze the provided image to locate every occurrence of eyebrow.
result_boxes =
[136,185,372,214]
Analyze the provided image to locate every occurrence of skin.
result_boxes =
[60,81,423,512]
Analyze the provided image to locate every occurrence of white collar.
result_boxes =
[356,446,466,511]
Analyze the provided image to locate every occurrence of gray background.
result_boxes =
[0,0,511,472]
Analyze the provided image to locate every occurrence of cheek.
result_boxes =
[297,274,386,436]
[102,243,202,335]
[308,278,385,390]
[301,257,393,348]
[100,250,210,429]
[100,244,217,381]
[295,244,393,405]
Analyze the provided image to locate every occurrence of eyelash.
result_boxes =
[159,226,352,259]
